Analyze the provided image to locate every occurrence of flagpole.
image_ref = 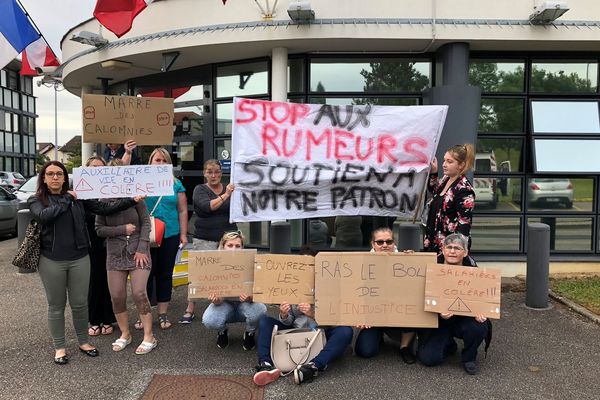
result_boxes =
[14,0,60,58]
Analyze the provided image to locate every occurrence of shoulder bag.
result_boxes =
[270,325,326,375]
[149,197,165,248]
[12,220,41,271]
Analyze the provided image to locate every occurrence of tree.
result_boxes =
[36,153,50,171]
[64,147,82,173]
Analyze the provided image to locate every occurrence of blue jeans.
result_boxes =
[256,316,353,370]
[354,327,413,358]
[202,300,267,332]
[417,316,489,365]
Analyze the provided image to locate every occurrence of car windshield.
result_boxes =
[18,177,37,192]
[13,173,25,180]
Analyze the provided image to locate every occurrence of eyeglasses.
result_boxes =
[374,239,394,246]
[45,172,64,178]
[445,245,465,252]
[205,170,222,176]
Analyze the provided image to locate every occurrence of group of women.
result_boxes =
[29,141,490,378]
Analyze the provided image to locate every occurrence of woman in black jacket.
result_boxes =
[28,161,137,365]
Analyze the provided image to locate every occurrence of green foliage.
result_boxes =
[36,153,49,169]
[359,61,430,94]
[64,147,82,173]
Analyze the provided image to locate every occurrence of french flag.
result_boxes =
[0,0,40,71]
[94,0,154,38]
[21,37,60,76]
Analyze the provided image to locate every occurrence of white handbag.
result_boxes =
[270,326,326,374]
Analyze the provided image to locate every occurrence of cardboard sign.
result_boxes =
[187,249,257,299]
[72,165,174,199]
[230,98,448,222]
[82,94,174,145]
[252,254,315,304]
[424,263,501,319]
[314,252,438,328]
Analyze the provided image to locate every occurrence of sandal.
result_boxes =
[135,338,158,355]
[178,311,195,324]
[101,324,114,335]
[112,336,132,352]
[88,325,101,336]
[158,313,172,330]
[134,319,144,330]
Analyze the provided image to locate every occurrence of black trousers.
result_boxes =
[147,235,180,304]
[88,249,116,326]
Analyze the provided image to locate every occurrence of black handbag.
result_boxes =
[12,220,41,271]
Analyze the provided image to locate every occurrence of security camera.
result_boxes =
[35,66,58,75]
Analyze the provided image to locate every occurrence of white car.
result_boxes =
[13,176,37,203]
[0,172,26,190]
[528,179,574,208]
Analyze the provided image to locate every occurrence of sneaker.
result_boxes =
[400,346,416,364]
[242,331,256,351]
[217,330,229,349]
[463,361,478,375]
[253,361,281,386]
[293,362,318,385]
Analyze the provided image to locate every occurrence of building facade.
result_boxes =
[0,60,37,178]
[58,0,600,257]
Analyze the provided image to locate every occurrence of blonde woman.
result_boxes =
[138,148,188,330]
[202,231,267,350]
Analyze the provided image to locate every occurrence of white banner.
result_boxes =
[72,165,175,199]
[230,98,447,222]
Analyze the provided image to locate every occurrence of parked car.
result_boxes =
[528,178,574,208]
[13,176,37,202]
[0,172,26,191]
[0,186,18,237]
[474,153,499,208]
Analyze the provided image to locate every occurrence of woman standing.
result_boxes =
[85,156,115,337]
[95,161,156,355]
[424,144,476,255]
[140,148,188,330]
[179,159,236,324]
[202,231,266,350]
[28,161,137,364]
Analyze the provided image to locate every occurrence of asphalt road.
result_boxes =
[1,237,600,400]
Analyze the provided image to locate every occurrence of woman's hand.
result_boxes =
[239,294,252,303]
[208,293,223,305]
[125,224,136,235]
[180,234,188,247]
[430,157,438,174]
[225,183,235,195]
[298,303,314,318]
[440,312,454,320]
[279,302,291,319]
[67,190,77,200]
[124,140,137,154]
[133,195,146,203]
[356,325,371,329]
[475,314,487,323]
[134,252,149,269]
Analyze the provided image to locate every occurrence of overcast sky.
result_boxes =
[20,0,95,146]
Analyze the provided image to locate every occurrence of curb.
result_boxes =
[548,289,600,325]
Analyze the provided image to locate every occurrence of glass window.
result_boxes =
[469,60,525,93]
[28,96,35,114]
[531,61,598,93]
[0,70,6,87]
[3,89,11,107]
[479,98,524,133]
[4,112,10,132]
[173,107,203,137]
[22,135,28,154]
[470,217,521,251]
[29,159,35,176]
[21,116,28,134]
[531,101,600,134]
[308,97,420,106]
[24,77,33,95]
[474,177,523,212]
[5,133,12,152]
[13,134,19,153]
[524,178,592,212]
[533,139,600,173]
[310,58,431,93]
[216,103,233,136]
[216,61,269,98]
[476,138,523,173]
[5,157,11,172]
[479,99,525,133]
[288,58,305,93]
[12,91,19,109]
[528,217,592,251]
[0,133,4,151]
[8,71,17,90]
[0,110,4,130]
[215,138,232,173]
[12,114,18,133]
[238,221,270,248]
[29,137,35,154]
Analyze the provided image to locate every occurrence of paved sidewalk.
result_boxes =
[1,237,599,400]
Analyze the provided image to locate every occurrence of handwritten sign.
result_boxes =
[252,254,315,304]
[187,249,257,299]
[314,252,438,328]
[230,98,447,222]
[82,94,174,145]
[425,263,501,319]
[72,165,174,199]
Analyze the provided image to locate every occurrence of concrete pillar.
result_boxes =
[271,47,288,102]
[80,86,95,161]
[423,42,481,181]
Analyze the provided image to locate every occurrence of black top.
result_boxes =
[44,207,88,261]
[103,145,141,165]
[193,184,236,242]
[426,193,444,239]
